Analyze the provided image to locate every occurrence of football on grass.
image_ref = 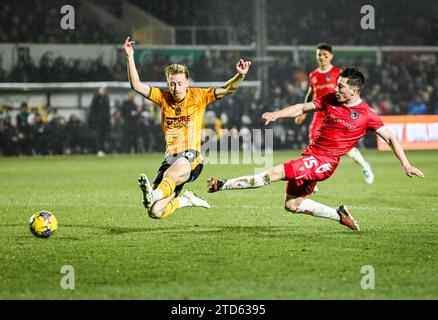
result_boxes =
[29,210,58,238]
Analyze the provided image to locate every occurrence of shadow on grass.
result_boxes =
[59,223,361,238]
[16,235,81,241]
[6,222,365,239]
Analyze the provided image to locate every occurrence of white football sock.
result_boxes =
[297,198,340,221]
[346,147,369,170]
[152,189,163,202]
[222,171,271,190]
[177,196,193,208]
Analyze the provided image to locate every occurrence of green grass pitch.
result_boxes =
[0,150,437,299]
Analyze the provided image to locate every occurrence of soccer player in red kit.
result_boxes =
[295,43,374,186]
[207,68,424,231]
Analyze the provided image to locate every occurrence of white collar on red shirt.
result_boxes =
[345,99,363,107]
[317,65,333,73]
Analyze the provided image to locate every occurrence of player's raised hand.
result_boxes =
[262,112,279,126]
[123,36,136,57]
[404,166,425,178]
[236,59,251,76]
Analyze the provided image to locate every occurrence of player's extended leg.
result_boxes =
[139,157,190,213]
[154,157,191,201]
[140,157,191,210]
[207,163,285,192]
[141,157,210,219]
[148,192,177,219]
[284,193,360,231]
[148,190,210,219]
[346,147,374,184]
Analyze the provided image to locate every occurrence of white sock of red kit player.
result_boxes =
[222,171,271,190]
[296,198,340,221]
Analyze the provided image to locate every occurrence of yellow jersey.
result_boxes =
[148,86,217,156]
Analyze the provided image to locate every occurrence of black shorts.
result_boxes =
[152,150,204,197]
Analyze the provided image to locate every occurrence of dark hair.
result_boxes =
[340,67,365,92]
[316,43,332,53]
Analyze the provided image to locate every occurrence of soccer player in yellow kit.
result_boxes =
[123,37,251,219]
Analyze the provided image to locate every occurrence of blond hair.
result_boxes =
[165,64,189,80]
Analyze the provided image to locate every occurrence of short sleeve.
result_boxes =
[203,87,217,105]
[311,94,329,111]
[366,107,385,131]
[148,87,163,107]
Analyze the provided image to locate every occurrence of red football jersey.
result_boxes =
[305,92,384,159]
[309,65,342,98]
[307,65,342,142]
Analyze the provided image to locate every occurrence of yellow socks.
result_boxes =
[154,177,176,201]
[161,198,180,219]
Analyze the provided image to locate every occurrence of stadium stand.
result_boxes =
[0,0,119,43]
[2,0,438,46]
[266,0,438,46]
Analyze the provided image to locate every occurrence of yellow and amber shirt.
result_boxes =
[148,87,217,156]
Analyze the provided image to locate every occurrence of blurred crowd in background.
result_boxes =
[2,53,436,157]
[1,53,437,156]
[0,90,164,156]
[1,0,437,45]
[1,0,437,156]
[3,51,438,114]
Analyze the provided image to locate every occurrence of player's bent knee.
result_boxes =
[284,202,299,213]
[284,197,303,213]
[148,211,163,219]
[148,207,165,219]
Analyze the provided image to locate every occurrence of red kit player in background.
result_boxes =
[207,67,424,231]
[295,43,374,190]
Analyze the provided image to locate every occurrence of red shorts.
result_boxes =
[283,154,339,197]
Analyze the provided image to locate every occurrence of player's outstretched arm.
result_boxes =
[295,87,314,125]
[123,36,151,98]
[263,102,314,126]
[215,59,251,99]
[376,127,425,178]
